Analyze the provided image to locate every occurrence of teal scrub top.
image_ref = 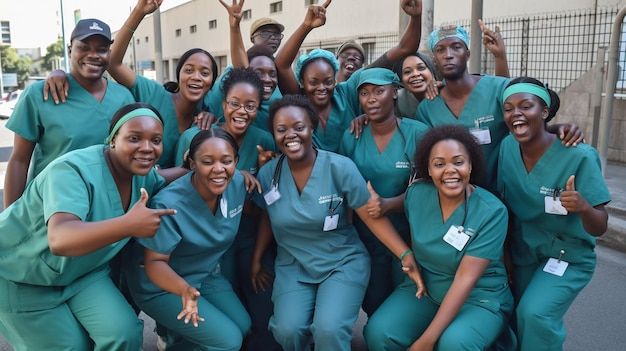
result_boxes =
[6,75,135,178]
[311,69,362,153]
[0,145,166,288]
[405,181,512,313]
[174,124,276,174]
[130,75,182,168]
[254,150,370,285]
[203,65,283,132]
[416,75,510,193]
[339,118,428,233]
[128,171,247,300]
[497,136,611,266]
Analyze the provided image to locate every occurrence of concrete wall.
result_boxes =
[554,66,626,162]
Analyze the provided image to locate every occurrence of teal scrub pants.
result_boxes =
[0,275,143,351]
[354,218,406,316]
[270,274,366,351]
[364,279,508,351]
[139,274,251,351]
[513,260,594,351]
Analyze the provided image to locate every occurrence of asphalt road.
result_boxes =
[0,119,624,350]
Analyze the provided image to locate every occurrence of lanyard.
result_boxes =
[271,154,286,190]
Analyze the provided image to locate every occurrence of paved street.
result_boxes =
[0,119,625,350]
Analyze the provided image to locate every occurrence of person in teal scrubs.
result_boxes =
[365,125,514,351]
[498,78,610,351]
[275,0,423,152]
[3,18,135,207]
[175,67,280,350]
[0,103,178,350]
[251,95,425,351]
[127,128,252,351]
[339,67,428,316]
[417,25,582,193]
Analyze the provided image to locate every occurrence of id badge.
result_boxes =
[470,128,492,145]
[543,258,569,276]
[443,225,470,251]
[220,197,228,218]
[545,196,568,215]
[323,214,339,231]
[264,186,281,206]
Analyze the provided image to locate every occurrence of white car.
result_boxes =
[0,89,23,119]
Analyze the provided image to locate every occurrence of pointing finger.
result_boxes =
[155,208,177,216]
[321,0,331,8]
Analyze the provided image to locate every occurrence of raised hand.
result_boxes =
[218,0,245,27]
[125,188,177,237]
[135,0,163,16]
[479,19,506,58]
[303,0,331,29]
[177,286,204,327]
[401,0,422,17]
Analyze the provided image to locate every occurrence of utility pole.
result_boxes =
[421,0,434,51]
[469,0,483,74]
[153,8,163,83]
[0,49,4,96]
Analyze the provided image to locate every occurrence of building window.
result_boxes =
[1,21,10,44]
[304,0,318,5]
[215,55,228,75]
[270,1,283,13]
[190,25,197,34]
[209,20,217,29]
[242,9,252,21]
[136,38,140,45]
[144,36,149,43]
[175,28,181,37]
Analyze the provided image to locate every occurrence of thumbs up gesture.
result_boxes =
[366,181,386,219]
[559,175,589,214]
[257,145,276,168]
[125,188,177,238]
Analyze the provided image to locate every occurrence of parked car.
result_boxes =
[0,89,23,119]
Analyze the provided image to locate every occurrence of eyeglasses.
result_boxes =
[339,52,364,64]
[254,30,284,40]
[226,100,258,113]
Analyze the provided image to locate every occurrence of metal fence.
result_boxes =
[444,7,626,92]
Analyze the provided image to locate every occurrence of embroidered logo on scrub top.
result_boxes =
[229,204,243,218]
[318,193,342,205]
[539,186,557,196]
[395,161,411,169]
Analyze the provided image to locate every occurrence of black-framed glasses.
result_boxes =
[226,100,258,113]
[254,30,284,40]
[339,52,364,63]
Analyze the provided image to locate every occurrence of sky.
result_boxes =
[1,0,190,52]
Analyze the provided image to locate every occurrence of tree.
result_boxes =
[43,38,64,71]
[0,45,31,88]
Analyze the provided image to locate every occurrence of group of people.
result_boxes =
[0,0,611,350]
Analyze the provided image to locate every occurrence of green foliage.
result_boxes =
[0,45,32,87]
[43,38,64,71]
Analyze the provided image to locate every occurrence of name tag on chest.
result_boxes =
[264,186,281,206]
[443,225,470,251]
[470,128,492,145]
[545,196,568,215]
[323,214,339,231]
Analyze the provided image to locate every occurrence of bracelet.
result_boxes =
[399,249,413,261]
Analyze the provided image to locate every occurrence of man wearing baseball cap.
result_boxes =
[250,17,285,54]
[6,17,135,204]
[335,40,365,82]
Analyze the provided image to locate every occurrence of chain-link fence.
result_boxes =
[445,7,626,92]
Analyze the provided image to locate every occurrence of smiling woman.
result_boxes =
[0,102,176,350]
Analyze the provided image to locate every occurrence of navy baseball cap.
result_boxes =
[71,19,113,43]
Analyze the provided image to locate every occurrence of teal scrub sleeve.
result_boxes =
[337,129,357,158]
[5,82,44,142]
[175,125,201,167]
[129,75,163,103]
[465,201,508,261]
[145,166,168,194]
[42,162,91,222]
[571,146,611,207]
[415,100,430,126]
[334,155,370,209]
[136,198,182,255]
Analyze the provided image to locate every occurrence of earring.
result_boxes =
[109,143,115,149]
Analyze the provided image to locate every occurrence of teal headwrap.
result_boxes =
[295,48,340,84]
